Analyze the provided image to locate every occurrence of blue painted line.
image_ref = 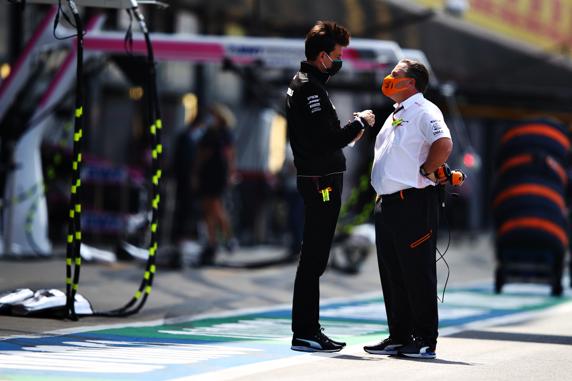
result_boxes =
[0,284,569,380]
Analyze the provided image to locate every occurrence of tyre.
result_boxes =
[498,120,570,165]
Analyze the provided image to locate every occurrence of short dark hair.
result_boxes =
[400,59,429,93]
[305,20,350,60]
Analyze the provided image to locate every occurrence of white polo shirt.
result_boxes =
[371,93,451,195]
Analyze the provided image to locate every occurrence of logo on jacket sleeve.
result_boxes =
[307,95,321,113]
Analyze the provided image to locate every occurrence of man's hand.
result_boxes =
[435,163,451,185]
[434,163,467,186]
[354,110,375,127]
[425,172,438,183]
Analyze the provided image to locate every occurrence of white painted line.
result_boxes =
[172,296,572,381]
[170,350,320,381]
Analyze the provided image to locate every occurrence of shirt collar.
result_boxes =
[394,92,424,111]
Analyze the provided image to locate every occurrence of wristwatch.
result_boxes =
[420,165,437,182]
[354,116,366,129]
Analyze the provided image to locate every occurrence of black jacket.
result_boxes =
[286,62,364,176]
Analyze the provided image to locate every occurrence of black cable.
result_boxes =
[53,0,86,41]
[89,4,163,318]
[64,0,85,321]
[436,186,452,303]
[118,4,162,316]
[9,0,163,320]
[436,229,451,303]
[123,9,134,55]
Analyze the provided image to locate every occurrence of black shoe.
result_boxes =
[398,337,436,359]
[291,329,344,352]
[364,336,406,355]
[328,336,347,347]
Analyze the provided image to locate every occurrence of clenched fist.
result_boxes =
[354,109,375,127]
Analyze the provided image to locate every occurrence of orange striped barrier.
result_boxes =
[498,216,568,247]
[493,183,565,212]
[500,124,570,151]
[498,154,567,185]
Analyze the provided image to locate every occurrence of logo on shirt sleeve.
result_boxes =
[307,95,321,113]
[430,119,445,136]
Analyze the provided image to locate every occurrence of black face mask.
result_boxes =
[323,53,343,76]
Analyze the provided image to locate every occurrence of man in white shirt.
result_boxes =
[365,59,452,359]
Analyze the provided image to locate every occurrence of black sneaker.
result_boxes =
[363,336,405,355]
[328,336,347,347]
[398,337,436,359]
[291,329,345,352]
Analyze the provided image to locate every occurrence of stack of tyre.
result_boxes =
[492,119,570,296]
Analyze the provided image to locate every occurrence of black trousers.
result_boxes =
[292,173,343,335]
[374,186,439,347]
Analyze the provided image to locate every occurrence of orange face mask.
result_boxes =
[381,75,411,96]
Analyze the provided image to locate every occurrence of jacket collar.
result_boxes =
[300,61,330,85]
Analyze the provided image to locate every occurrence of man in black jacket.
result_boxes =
[286,20,375,352]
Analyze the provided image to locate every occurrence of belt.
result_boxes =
[377,187,429,203]
[376,189,406,204]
